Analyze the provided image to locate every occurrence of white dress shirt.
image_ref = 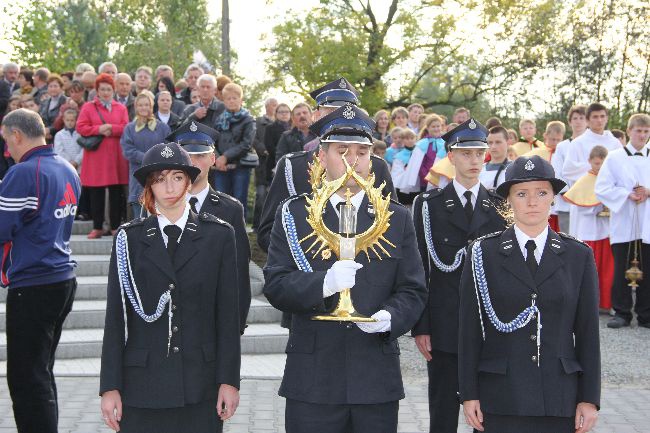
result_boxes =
[329,189,365,218]
[514,224,548,264]
[157,112,171,125]
[157,204,190,247]
[452,179,480,208]
[187,185,210,213]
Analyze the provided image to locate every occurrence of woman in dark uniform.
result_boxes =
[99,142,241,433]
[459,155,600,433]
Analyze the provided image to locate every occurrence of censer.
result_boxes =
[625,202,643,289]
[302,154,395,322]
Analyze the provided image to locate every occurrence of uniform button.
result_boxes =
[172,326,179,333]
[531,293,537,299]
[173,346,180,353]
[444,238,448,242]
[530,334,537,341]
[531,355,537,362]
[169,283,175,290]
[532,314,537,320]
[346,324,352,329]
[172,304,177,311]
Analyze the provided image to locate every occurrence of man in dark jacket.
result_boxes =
[264,105,426,433]
[252,97,277,230]
[411,118,507,433]
[180,74,225,128]
[275,103,317,163]
[114,73,136,121]
[1,109,81,433]
[0,62,20,117]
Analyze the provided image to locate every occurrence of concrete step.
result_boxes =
[72,220,94,235]
[0,276,108,302]
[73,255,111,277]
[0,296,281,331]
[0,323,289,360]
[0,354,287,378]
[70,235,113,255]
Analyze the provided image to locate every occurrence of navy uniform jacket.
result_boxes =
[199,187,251,334]
[458,227,601,417]
[411,183,507,353]
[100,212,241,409]
[263,194,427,404]
[258,150,397,253]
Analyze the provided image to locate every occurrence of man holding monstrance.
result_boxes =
[263,104,427,432]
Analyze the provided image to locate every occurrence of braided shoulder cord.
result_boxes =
[281,198,313,273]
[116,229,173,355]
[422,200,466,272]
[471,240,542,366]
[285,158,297,196]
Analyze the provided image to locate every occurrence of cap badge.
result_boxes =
[339,79,347,89]
[524,160,535,171]
[469,119,477,129]
[189,122,198,132]
[161,146,174,159]
[342,104,355,119]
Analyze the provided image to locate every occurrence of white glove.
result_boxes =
[323,260,363,298]
[356,310,391,333]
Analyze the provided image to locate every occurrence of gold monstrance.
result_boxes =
[304,155,395,322]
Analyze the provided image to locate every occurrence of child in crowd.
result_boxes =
[398,114,446,193]
[513,118,544,156]
[371,140,387,159]
[564,145,613,311]
[507,145,517,161]
[391,128,419,205]
[506,128,518,146]
[53,109,83,172]
[21,96,39,112]
[390,107,409,129]
[445,122,458,133]
[384,126,404,166]
[479,126,511,192]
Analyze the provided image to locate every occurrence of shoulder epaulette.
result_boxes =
[419,188,443,201]
[469,231,503,249]
[215,190,239,204]
[199,212,230,226]
[285,151,308,160]
[558,231,589,247]
[281,192,308,205]
[119,217,145,230]
[487,189,504,200]
[389,198,405,207]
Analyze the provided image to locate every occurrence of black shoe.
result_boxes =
[638,322,650,329]
[607,317,630,329]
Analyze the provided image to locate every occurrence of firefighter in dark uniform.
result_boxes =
[263,105,427,433]
[166,121,251,334]
[459,155,600,433]
[257,77,396,255]
[411,118,507,433]
[99,142,241,433]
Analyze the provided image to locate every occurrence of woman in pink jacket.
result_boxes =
[77,73,129,238]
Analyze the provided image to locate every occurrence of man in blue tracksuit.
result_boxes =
[1,109,81,433]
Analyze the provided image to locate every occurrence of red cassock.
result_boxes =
[585,239,614,309]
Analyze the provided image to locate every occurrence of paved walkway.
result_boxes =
[0,377,647,433]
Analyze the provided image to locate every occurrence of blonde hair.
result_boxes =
[519,118,536,128]
[419,114,443,140]
[401,129,417,139]
[222,82,243,98]
[390,107,408,120]
[545,120,566,136]
[627,113,650,130]
[589,145,608,160]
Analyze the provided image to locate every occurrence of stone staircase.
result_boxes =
[0,220,288,377]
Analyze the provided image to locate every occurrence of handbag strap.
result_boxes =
[95,103,107,124]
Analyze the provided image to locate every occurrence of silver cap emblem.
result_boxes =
[339,79,347,89]
[189,122,198,132]
[342,104,355,119]
[524,160,535,171]
[161,146,174,159]
[469,119,477,129]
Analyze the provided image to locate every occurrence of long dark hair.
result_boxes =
[156,77,175,95]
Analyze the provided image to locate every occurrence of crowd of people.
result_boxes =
[1,59,649,433]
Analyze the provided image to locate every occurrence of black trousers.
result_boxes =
[427,350,460,433]
[610,241,650,324]
[87,185,124,230]
[120,398,222,433]
[285,398,398,433]
[6,278,76,433]
[252,184,268,230]
[478,413,574,433]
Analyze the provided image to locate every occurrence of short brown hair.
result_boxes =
[567,105,587,122]
[222,82,243,98]
[485,117,502,130]
[586,103,608,119]
[390,107,408,120]
[611,129,626,141]
[545,120,566,136]
[454,107,469,116]
[400,129,417,139]
[627,113,650,130]
[407,103,424,112]
[291,102,312,116]
[372,140,387,152]
[46,73,64,88]
[589,145,608,160]
[518,118,535,128]
[488,126,509,141]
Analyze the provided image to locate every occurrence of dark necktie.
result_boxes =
[189,197,199,214]
[463,190,473,222]
[634,152,643,156]
[163,225,182,258]
[525,240,538,276]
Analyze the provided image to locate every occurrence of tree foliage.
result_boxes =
[5,0,224,75]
